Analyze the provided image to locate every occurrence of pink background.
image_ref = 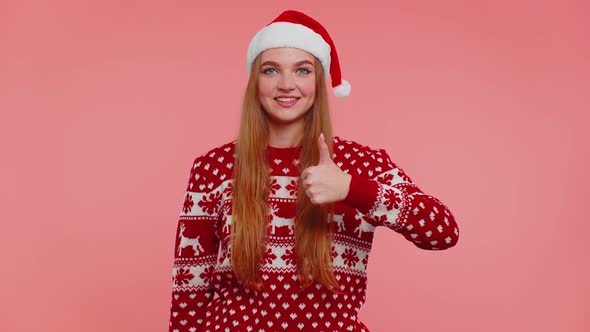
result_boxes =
[1,0,588,331]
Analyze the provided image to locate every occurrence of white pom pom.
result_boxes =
[333,79,351,97]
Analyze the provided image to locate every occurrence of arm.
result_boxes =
[169,155,222,331]
[343,149,459,250]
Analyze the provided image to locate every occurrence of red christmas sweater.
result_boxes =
[169,136,459,332]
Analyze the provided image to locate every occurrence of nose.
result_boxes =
[277,72,296,91]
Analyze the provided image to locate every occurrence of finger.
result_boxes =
[302,166,315,180]
[318,132,331,165]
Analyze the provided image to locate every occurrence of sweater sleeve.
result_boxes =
[343,149,459,250]
[169,155,222,331]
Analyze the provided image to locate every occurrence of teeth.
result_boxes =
[276,98,297,102]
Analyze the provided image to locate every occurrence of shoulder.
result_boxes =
[186,139,236,192]
[332,135,389,162]
[192,139,237,164]
[332,135,394,177]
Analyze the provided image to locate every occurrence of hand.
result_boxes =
[301,133,352,205]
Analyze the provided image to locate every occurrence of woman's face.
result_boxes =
[257,47,316,128]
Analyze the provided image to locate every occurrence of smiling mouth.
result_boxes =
[273,97,300,108]
[274,97,300,102]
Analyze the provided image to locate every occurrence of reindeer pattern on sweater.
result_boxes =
[169,136,459,332]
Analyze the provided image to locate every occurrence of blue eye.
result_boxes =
[262,68,277,74]
[297,68,312,74]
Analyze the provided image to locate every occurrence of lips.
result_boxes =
[274,96,300,108]
[274,96,300,102]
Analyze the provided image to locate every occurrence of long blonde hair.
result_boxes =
[230,53,340,292]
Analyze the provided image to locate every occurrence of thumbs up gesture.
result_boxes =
[301,133,352,205]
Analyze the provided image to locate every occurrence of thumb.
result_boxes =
[318,133,331,164]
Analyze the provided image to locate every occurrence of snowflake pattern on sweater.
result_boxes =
[169,136,459,332]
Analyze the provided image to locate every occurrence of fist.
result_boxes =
[301,133,352,205]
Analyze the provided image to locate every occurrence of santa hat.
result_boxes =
[246,10,351,97]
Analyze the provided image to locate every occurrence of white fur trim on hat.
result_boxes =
[246,21,331,77]
[333,79,351,97]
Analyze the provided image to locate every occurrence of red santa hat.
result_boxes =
[247,10,351,98]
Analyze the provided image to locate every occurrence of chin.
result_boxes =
[268,114,304,125]
[263,108,300,121]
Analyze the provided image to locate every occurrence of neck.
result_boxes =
[267,121,305,148]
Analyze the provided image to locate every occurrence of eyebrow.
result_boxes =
[260,60,314,67]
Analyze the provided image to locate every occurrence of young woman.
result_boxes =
[169,10,459,332]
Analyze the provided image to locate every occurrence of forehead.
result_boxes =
[260,47,315,64]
